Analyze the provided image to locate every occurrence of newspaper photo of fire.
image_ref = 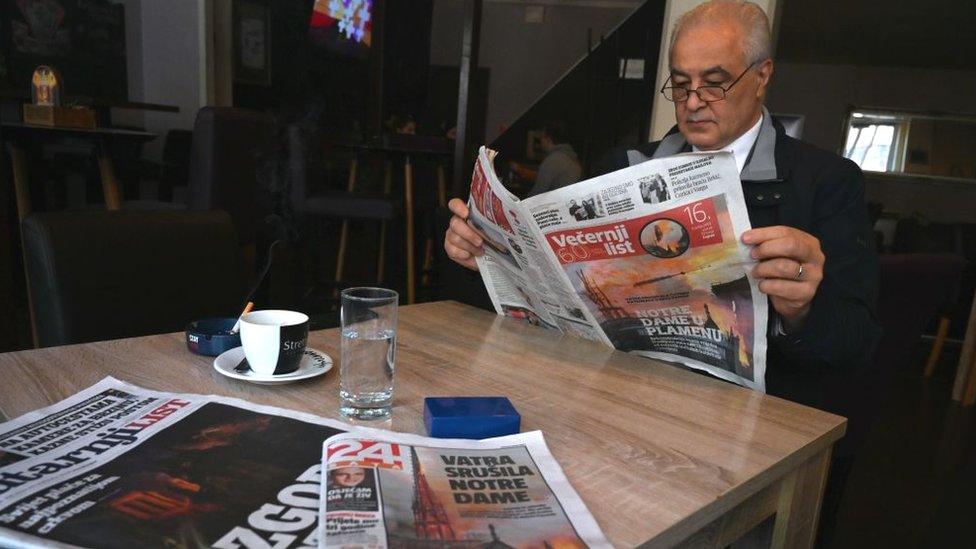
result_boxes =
[552,195,758,382]
[378,446,587,548]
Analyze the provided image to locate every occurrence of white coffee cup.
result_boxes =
[239,310,310,376]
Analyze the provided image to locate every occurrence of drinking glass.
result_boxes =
[339,287,398,419]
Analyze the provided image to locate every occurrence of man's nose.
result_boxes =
[685,90,706,111]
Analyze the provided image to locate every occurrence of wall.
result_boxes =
[109,0,209,160]
[430,1,634,142]
[110,0,146,130]
[767,62,976,152]
[766,62,976,222]
[137,0,209,159]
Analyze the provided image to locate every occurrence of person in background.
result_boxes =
[389,114,417,135]
[508,121,583,197]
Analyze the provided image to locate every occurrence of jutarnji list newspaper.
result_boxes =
[0,378,349,548]
[467,147,768,391]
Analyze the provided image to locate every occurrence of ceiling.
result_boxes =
[775,0,976,70]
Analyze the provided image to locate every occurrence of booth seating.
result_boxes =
[22,210,244,347]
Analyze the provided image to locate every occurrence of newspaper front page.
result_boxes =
[0,379,610,548]
[468,147,768,391]
[0,377,349,549]
[320,429,610,548]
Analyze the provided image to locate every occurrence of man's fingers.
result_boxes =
[750,236,818,263]
[758,278,816,301]
[444,199,483,272]
[744,226,825,327]
[741,226,791,245]
[447,229,483,256]
[744,226,824,265]
[449,216,484,248]
[754,258,822,283]
[448,198,469,218]
[448,245,471,260]
[456,256,479,270]
[446,242,475,262]
[753,257,802,280]
[444,241,480,271]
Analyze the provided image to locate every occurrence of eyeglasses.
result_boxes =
[660,62,757,103]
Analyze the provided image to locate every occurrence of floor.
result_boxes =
[831,341,976,548]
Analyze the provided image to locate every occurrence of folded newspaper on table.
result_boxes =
[320,429,610,548]
[0,378,609,548]
[468,147,768,391]
[0,377,349,548]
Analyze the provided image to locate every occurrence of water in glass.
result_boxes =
[340,327,395,419]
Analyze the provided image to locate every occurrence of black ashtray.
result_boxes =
[186,317,240,357]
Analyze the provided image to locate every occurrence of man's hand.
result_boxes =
[444,198,484,271]
[742,226,825,331]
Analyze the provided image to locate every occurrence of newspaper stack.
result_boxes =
[468,147,768,391]
[0,378,610,548]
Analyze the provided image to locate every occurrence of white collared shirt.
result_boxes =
[692,114,763,174]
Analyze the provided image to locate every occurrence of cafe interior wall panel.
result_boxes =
[428,0,634,143]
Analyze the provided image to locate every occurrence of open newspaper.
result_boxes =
[320,429,610,548]
[0,378,609,548]
[0,377,347,548]
[469,147,768,391]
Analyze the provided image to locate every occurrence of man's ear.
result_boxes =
[755,59,774,98]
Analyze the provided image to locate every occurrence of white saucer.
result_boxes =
[214,347,333,385]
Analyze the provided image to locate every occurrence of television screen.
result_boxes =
[309,0,372,59]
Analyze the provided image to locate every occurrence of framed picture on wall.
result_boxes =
[233,0,271,86]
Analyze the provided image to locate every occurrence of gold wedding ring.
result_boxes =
[794,263,805,281]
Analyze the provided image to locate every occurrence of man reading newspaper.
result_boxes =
[444,0,877,418]
[445,2,878,544]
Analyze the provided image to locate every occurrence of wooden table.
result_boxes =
[0,301,845,547]
[1,122,158,213]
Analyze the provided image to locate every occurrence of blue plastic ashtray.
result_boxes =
[423,397,521,439]
[186,317,240,357]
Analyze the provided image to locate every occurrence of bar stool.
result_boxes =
[287,125,395,298]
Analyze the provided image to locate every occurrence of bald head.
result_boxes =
[669,0,771,68]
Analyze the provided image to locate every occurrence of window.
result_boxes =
[842,112,908,173]
[841,109,976,181]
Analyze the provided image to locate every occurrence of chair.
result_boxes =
[22,210,245,347]
[802,254,965,462]
[889,219,970,375]
[286,124,395,295]
[187,107,277,246]
[875,254,965,373]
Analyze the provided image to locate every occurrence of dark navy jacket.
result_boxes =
[598,110,881,415]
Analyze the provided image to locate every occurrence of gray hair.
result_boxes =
[669,0,772,66]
